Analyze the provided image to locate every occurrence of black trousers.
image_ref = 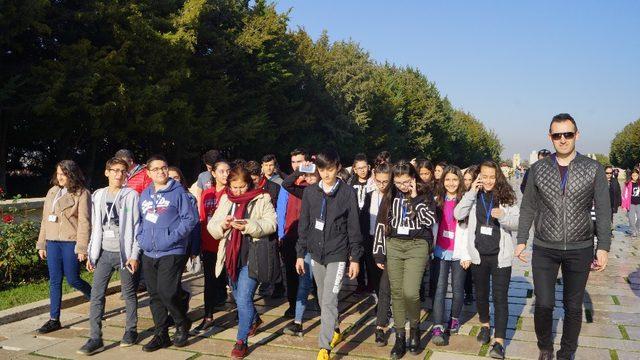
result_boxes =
[374,266,390,327]
[201,251,227,317]
[471,255,511,339]
[532,246,592,359]
[357,235,378,289]
[143,254,189,334]
[464,269,474,296]
[282,239,299,310]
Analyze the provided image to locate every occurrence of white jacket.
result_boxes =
[453,189,519,268]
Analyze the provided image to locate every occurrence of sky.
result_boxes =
[274,0,640,159]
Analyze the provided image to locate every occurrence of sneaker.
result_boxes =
[489,342,505,359]
[173,319,192,347]
[37,319,62,334]
[77,338,104,355]
[284,307,295,319]
[448,318,460,334]
[330,328,342,348]
[408,328,420,354]
[142,333,171,352]
[247,316,263,337]
[283,322,303,337]
[191,317,215,335]
[476,326,491,345]
[316,348,330,360]
[374,328,387,347]
[390,332,406,359]
[464,293,474,305]
[120,330,138,347]
[231,340,248,359]
[431,326,446,346]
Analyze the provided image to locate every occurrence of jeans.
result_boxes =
[202,251,227,317]
[386,238,429,332]
[431,257,466,326]
[312,261,346,350]
[46,241,92,320]
[295,253,314,323]
[89,251,138,340]
[375,267,391,327]
[230,265,259,342]
[142,254,190,334]
[532,246,592,359]
[471,255,511,339]
[628,204,640,235]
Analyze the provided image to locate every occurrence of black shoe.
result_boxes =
[120,330,138,347]
[390,332,406,359]
[476,326,491,345]
[284,307,295,319]
[173,319,192,347]
[538,350,555,360]
[408,328,420,355]
[142,333,171,352]
[165,315,175,327]
[283,321,303,337]
[271,283,286,299]
[374,328,387,347]
[191,317,215,335]
[77,338,104,355]
[37,319,61,334]
[489,342,505,359]
[464,293,474,305]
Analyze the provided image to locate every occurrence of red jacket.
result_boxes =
[126,165,152,194]
[199,187,226,252]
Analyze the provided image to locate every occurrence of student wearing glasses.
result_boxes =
[516,114,611,360]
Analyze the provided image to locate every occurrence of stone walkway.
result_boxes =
[1,212,640,359]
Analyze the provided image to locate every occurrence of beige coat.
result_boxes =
[207,193,276,277]
[37,186,92,255]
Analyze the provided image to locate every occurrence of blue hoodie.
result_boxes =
[136,179,199,258]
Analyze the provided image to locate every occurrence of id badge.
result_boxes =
[145,212,159,224]
[104,230,116,238]
[397,226,410,235]
[48,214,58,222]
[480,226,493,236]
[315,219,325,231]
[443,230,455,239]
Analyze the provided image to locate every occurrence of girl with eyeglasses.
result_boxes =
[373,160,436,359]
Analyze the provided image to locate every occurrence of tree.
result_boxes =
[610,118,640,169]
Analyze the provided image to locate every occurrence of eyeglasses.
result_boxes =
[354,166,369,171]
[149,166,168,173]
[108,169,127,174]
[375,180,390,186]
[550,132,575,141]
[394,180,412,188]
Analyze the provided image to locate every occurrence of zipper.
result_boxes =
[561,161,573,250]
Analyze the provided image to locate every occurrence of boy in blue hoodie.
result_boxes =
[136,155,199,352]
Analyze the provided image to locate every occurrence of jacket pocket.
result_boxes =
[155,228,175,250]
[137,229,152,252]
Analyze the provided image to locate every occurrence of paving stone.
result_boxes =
[617,349,640,360]
[0,335,63,352]
[0,349,31,359]
[428,351,485,359]
[503,339,540,359]
[573,347,613,360]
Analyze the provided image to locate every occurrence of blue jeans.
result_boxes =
[230,265,258,342]
[431,257,466,326]
[295,253,313,323]
[46,241,92,319]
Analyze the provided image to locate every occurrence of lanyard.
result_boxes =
[104,189,123,224]
[51,188,65,213]
[319,180,339,220]
[480,192,494,225]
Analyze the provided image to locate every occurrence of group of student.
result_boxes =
[35,113,612,360]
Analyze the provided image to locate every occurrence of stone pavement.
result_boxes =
[1,212,640,359]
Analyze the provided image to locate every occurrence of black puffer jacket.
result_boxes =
[517,154,612,251]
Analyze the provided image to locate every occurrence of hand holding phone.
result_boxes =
[299,163,316,174]
[472,176,484,191]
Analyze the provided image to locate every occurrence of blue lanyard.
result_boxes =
[319,180,339,220]
[480,192,494,225]
[401,199,409,220]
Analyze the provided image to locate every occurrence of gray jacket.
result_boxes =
[517,153,612,251]
[88,187,141,267]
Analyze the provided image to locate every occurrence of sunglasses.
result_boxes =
[550,132,575,141]
[605,172,613,175]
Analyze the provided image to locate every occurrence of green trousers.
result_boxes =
[386,237,429,332]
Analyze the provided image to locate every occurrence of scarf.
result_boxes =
[224,187,265,282]
[257,176,268,190]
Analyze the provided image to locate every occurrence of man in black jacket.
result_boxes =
[605,165,621,223]
[516,114,611,360]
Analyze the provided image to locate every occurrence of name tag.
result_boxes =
[145,212,159,224]
[443,230,455,239]
[48,214,58,222]
[480,226,493,236]
[315,219,325,231]
[397,226,410,235]
[104,230,116,238]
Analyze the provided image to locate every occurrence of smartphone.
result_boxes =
[299,163,316,174]
[126,263,135,274]
[233,219,247,225]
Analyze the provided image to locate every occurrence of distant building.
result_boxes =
[512,153,521,168]
[529,151,538,166]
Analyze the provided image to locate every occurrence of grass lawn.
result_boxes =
[0,270,121,311]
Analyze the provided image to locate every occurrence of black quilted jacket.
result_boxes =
[517,153,612,251]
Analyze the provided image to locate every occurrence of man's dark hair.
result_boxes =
[202,150,221,167]
[290,148,311,161]
[353,153,368,166]
[315,149,341,169]
[115,149,134,162]
[232,158,247,169]
[261,154,278,165]
[105,157,129,171]
[245,161,262,176]
[146,154,167,167]
[549,113,578,133]
[604,165,613,171]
